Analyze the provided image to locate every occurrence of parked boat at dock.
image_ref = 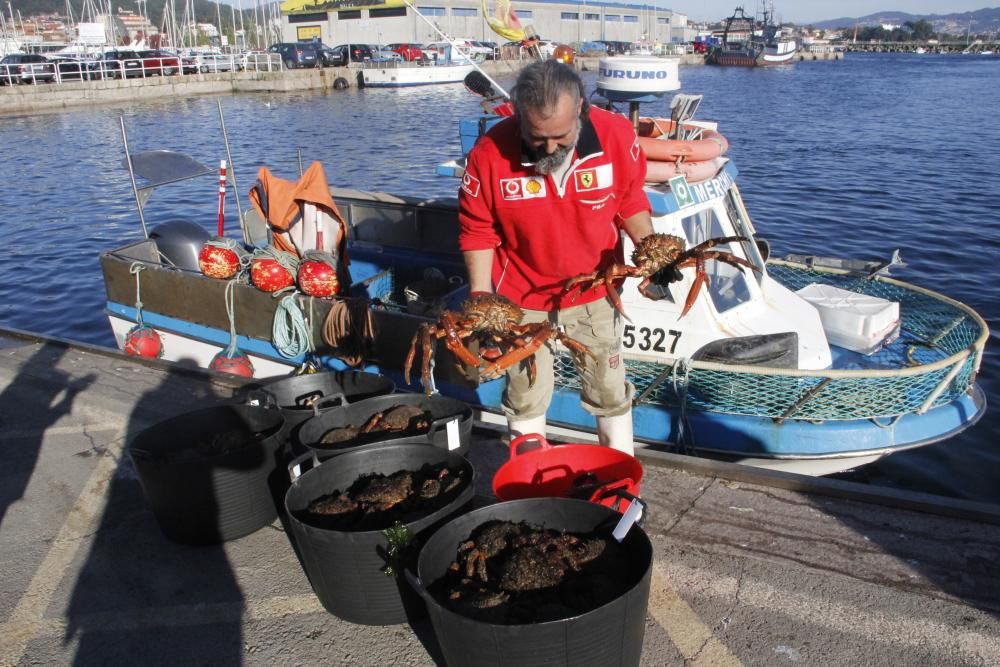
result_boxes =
[360,59,476,87]
[100,63,987,476]
[706,5,798,67]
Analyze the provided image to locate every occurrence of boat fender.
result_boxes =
[691,333,799,369]
[124,324,163,359]
[333,77,349,90]
[356,71,365,88]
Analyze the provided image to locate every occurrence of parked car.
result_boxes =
[387,43,424,62]
[87,50,144,80]
[242,50,280,72]
[188,51,241,73]
[137,50,180,76]
[178,52,198,74]
[370,45,403,62]
[327,43,373,64]
[267,43,319,69]
[0,53,56,84]
[47,56,90,81]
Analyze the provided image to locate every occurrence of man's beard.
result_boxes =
[533,142,574,175]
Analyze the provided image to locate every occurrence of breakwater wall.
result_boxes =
[0,52,836,116]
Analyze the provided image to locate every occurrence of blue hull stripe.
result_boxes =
[107,300,986,459]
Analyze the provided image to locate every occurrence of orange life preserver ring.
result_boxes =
[637,118,729,162]
[645,159,720,184]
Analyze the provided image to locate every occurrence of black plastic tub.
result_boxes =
[236,370,396,447]
[407,498,653,667]
[284,444,475,626]
[295,393,473,460]
[128,403,284,545]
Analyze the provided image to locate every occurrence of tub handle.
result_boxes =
[606,491,647,542]
[589,478,639,511]
[310,391,350,417]
[403,568,435,604]
[287,451,321,482]
[241,389,277,410]
[509,433,551,458]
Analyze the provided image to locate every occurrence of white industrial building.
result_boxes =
[280,0,693,49]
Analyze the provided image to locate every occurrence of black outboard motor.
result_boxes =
[149,220,211,272]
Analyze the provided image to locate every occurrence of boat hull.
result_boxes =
[360,63,475,87]
[101,262,987,476]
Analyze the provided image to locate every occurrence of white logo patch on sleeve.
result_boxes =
[461,173,481,198]
[500,177,547,200]
[630,140,641,162]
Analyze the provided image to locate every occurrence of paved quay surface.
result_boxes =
[1,329,998,666]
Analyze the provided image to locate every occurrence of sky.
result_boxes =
[663,2,993,24]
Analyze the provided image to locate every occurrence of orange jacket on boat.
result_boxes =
[248,162,349,270]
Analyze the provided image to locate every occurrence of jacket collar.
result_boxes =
[519,113,602,166]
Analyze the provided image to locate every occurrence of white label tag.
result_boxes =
[446,419,460,450]
[612,500,643,542]
[291,463,302,480]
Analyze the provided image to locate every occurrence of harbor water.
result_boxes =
[0,52,995,502]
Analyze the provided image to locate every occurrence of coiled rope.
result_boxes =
[322,296,377,368]
[272,292,313,359]
[251,245,301,275]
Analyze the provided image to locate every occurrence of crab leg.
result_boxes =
[478,323,555,380]
[680,258,709,317]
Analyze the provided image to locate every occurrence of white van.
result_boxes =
[424,39,491,63]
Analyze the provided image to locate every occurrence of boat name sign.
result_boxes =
[648,162,737,215]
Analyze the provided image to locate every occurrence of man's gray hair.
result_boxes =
[511,60,589,118]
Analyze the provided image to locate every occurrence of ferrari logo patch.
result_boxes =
[573,164,613,193]
[461,173,481,198]
[500,177,547,200]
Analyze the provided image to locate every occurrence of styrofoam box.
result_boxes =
[796,283,900,355]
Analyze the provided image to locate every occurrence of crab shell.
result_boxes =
[460,294,524,336]
[630,233,686,276]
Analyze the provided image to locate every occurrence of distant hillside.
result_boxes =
[810,7,1000,34]
[5,0,267,26]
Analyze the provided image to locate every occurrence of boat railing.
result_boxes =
[555,259,988,422]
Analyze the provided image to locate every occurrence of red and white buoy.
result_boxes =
[297,218,339,298]
[198,160,242,280]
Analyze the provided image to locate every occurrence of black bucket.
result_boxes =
[236,370,396,448]
[128,403,284,545]
[295,393,473,460]
[284,444,475,625]
[407,498,653,667]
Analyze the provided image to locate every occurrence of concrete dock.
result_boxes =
[1,329,998,666]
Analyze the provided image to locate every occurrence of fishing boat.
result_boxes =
[100,62,987,476]
[706,5,798,67]
[359,58,476,87]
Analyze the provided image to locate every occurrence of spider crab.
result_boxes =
[564,233,759,319]
[404,293,595,395]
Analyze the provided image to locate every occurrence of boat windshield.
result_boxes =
[680,206,752,314]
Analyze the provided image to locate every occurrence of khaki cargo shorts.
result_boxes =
[501,296,634,420]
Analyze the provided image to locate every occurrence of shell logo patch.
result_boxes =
[573,164,613,192]
[461,173,481,198]
[500,177,547,200]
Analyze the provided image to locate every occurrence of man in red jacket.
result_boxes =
[458,60,652,454]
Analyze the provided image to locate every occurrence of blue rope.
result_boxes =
[272,293,312,359]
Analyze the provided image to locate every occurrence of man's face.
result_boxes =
[520,91,582,175]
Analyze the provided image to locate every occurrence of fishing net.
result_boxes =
[552,261,985,421]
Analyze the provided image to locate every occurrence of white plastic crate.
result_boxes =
[796,283,900,355]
